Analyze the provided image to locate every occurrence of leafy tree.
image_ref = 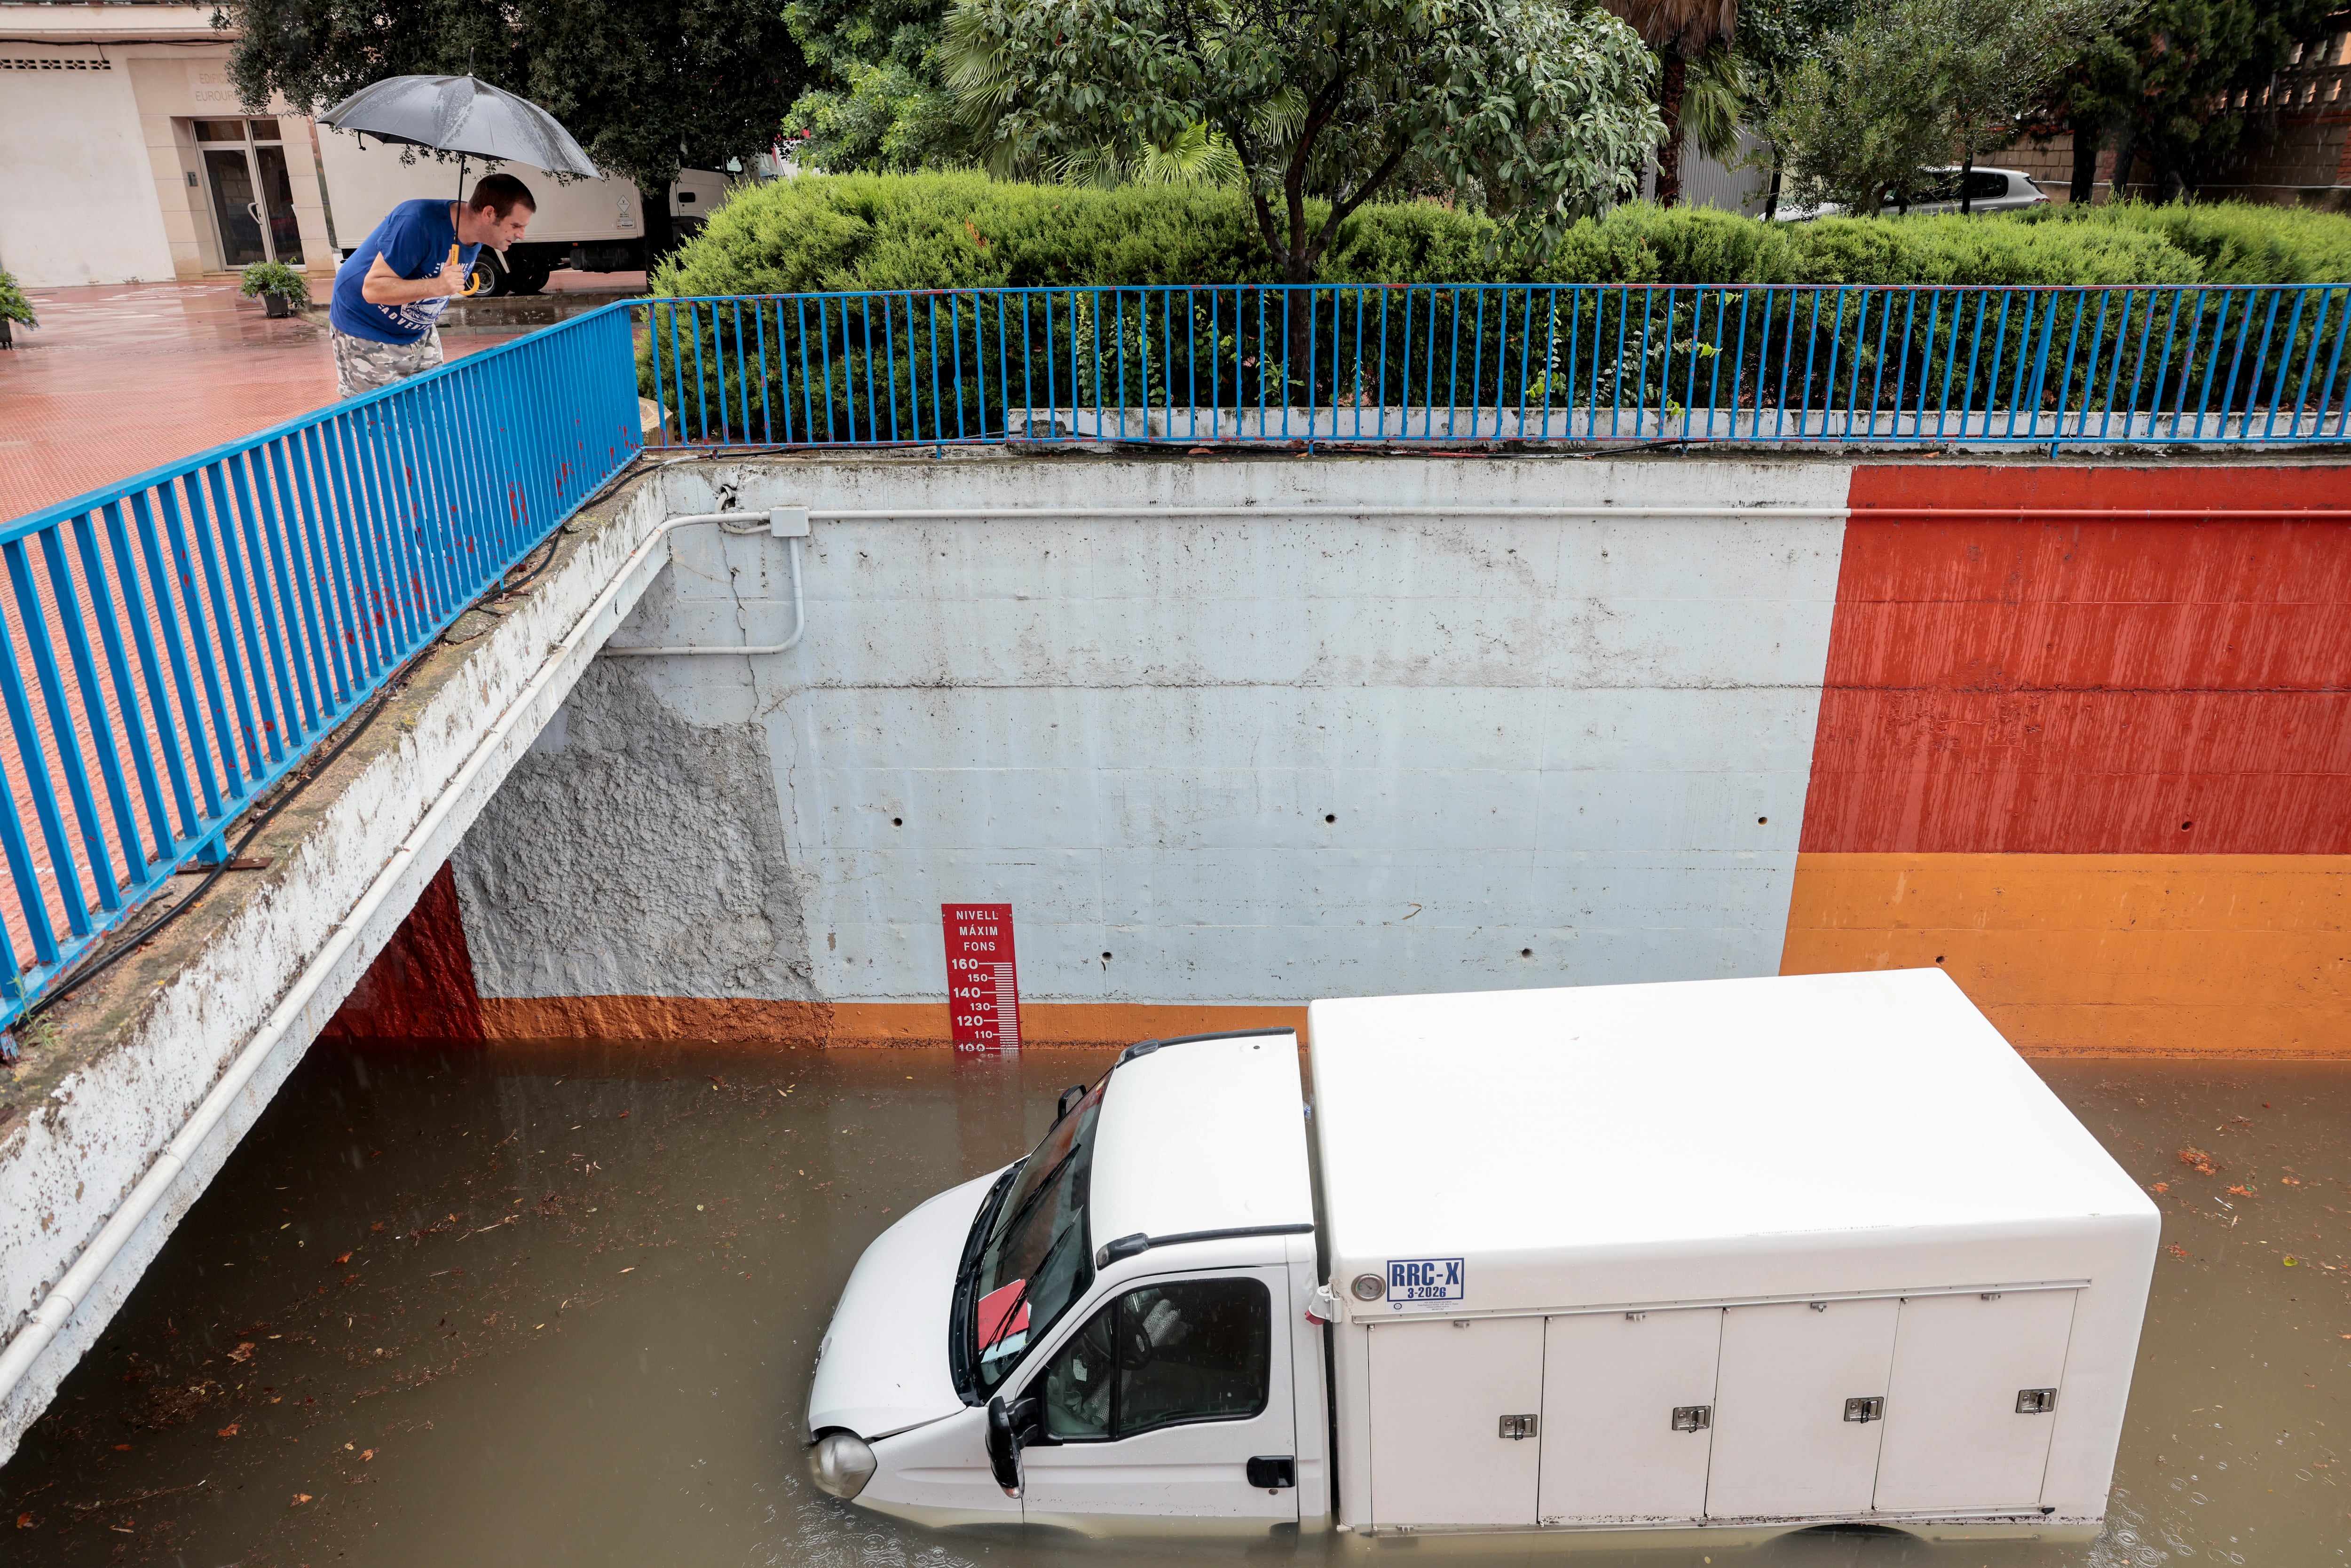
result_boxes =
[1934,0,2126,210]
[1730,0,1862,215]
[946,0,1664,284]
[2050,0,2339,202]
[214,0,805,247]
[1764,0,2117,216]
[780,0,965,172]
[1599,0,1737,208]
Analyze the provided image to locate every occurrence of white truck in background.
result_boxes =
[314,127,742,295]
[805,968,2158,1544]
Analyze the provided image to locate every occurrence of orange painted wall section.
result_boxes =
[1805,466,2351,855]
[1791,464,2351,1057]
[320,863,486,1042]
[1782,853,2351,1057]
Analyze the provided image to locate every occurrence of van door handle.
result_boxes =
[1246,1456,1295,1490]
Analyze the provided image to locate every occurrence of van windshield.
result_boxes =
[967,1085,1103,1395]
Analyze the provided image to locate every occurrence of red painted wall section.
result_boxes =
[1803,466,2351,855]
[319,861,487,1041]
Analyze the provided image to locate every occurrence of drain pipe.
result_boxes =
[603,507,808,658]
[0,502,798,1414]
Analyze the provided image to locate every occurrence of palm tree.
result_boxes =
[1602,0,1738,206]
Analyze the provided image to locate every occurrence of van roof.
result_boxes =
[1092,1029,1313,1249]
[1308,969,2152,1292]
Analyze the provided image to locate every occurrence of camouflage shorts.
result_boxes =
[332,326,444,399]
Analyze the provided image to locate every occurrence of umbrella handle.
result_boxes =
[449,242,487,297]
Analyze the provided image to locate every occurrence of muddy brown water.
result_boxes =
[0,1045,2343,1568]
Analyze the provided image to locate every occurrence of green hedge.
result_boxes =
[2012,200,2351,287]
[643,175,2347,449]
[654,173,2351,297]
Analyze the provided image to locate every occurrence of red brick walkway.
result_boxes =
[0,280,529,526]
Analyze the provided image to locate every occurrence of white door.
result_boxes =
[1873,1289,2078,1512]
[1539,1308,1722,1524]
[1018,1267,1297,1525]
[1706,1298,1900,1519]
[1367,1316,1545,1528]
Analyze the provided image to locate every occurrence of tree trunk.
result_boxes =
[2106,119,2139,205]
[1960,148,1975,215]
[1764,156,1783,221]
[2068,113,2101,204]
[1656,51,1687,208]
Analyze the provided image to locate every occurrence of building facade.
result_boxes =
[0,3,336,287]
[2004,25,2351,208]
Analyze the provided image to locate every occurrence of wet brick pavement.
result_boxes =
[0,275,639,525]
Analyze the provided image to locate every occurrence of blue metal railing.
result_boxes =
[637,282,2351,450]
[0,303,640,1029]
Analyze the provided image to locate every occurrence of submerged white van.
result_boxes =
[806,968,2157,1543]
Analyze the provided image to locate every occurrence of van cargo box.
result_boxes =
[1308,967,2157,1535]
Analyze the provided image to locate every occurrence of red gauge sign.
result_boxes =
[942,903,1022,1053]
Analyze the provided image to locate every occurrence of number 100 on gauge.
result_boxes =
[942,903,1022,1053]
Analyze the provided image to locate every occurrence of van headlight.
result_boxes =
[809,1432,876,1499]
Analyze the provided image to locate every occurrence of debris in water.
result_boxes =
[2178,1147,2221,1175]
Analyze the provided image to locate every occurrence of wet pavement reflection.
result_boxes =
[0,1044,2342,1567]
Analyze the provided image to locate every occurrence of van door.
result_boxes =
[1367,1316,1545,1528]
[1018,1267,1297,1526]
[1872,1289,2078,1512]
[1539,1307,1722,1524]
[1705,1298,1899,1519]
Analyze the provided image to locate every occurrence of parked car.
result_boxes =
[1775,166,2049,221]
[805,968,2154,1543]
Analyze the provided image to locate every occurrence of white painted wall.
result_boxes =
[552,457,1852,1013]
[0,59,175,285]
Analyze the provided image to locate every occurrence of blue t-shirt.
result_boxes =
[329,199,479,344]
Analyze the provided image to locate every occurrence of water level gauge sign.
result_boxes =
[1387,1257,1465,1307]
[942,903,1022,1054]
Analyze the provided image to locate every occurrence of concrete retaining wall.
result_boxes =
[456,453,1850,1041]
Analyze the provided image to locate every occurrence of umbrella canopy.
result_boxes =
[318,74,600,178]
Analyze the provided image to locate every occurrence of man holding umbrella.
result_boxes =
[316,69,598,396]
[327,174,535,398]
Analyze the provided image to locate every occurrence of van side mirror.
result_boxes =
[1056,1085,1088,1122]
[986,1394,1038,1497]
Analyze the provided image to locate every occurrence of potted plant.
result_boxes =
[238,260,312,319]
[0,268,34,349]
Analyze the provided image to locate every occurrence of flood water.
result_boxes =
[0,1043,2342,1568]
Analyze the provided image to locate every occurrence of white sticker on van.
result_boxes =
[1387,1257,1465,1306]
